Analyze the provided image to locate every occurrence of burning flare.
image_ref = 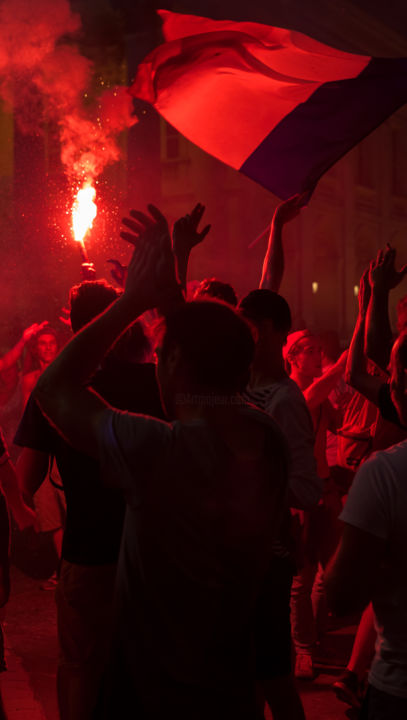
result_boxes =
[72,183,97,250]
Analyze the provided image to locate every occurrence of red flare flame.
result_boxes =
[72,183,97,249]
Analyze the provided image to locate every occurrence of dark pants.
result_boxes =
[255,555,294,680]
[360,684,407,720]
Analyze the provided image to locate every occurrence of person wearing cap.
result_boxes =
[285,328,347,678]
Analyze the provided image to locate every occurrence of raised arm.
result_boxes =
[106,259,128,289]
[346,265,382,405]
[35,205,182,457]
[0,322,47,373]
[259,194,306,292]
[366,244,407,371]
[303,350,348,411]
[0,432,37,531]
[172,203,210,292]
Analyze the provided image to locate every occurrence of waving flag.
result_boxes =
[130,10,407,199]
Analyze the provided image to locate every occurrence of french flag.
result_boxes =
[130,10,407,199]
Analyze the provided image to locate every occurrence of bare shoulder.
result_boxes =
[22,370,40,403]
[22,370,40,388]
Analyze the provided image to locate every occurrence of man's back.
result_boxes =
[98,402,288,719]
[15,360,164,565]
[245,376,320,509]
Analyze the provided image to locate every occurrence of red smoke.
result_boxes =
[0,0,136,183]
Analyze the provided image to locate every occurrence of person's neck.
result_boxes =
[173,389,241,423]
[290,368,313,391]
[39,360,49,373]
[249,355,287,389]
[175,404,206,422]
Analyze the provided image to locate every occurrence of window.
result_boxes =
[160,120,189,162]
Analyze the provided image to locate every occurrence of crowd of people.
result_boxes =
[0,196,405,720]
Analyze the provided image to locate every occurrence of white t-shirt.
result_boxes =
[340,439,407,698]
[245,377,321,509]
[98,404,287,718]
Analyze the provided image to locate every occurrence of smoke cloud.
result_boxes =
[0,0,136,182]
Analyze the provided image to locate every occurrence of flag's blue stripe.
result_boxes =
[240,57,407,200]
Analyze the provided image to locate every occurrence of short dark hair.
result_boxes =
[70,280,152,362]
[35,325,59,344]
[161,300,255,393]
[69,280,120,333]
[193,278,238,307]
[238,289,292,334]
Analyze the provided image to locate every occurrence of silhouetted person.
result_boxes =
[15,280,163,720]
[22,326,59,407]
[239,289,319,720]
[327,329,407,719]
[286,329,346,678]
[0,429,11,720]
[19,326,65,587]
[0,322,48,462]
[35,206,288,720]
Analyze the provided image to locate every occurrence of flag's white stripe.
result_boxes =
[137,11,370,168]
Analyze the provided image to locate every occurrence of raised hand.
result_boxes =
[172,203,210,291]
[22,321,48,343]
[358,266,371,318]
[369,244,407,292]
[273,193,308,227]
[259,192,308,292]
[121,203,170,248]
[121,204,181,311]
[107,259,127,288]
[172,203,211,256]
[59,308,71,328]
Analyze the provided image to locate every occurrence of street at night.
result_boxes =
[0,565,359,720]
[0,1,406,719]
